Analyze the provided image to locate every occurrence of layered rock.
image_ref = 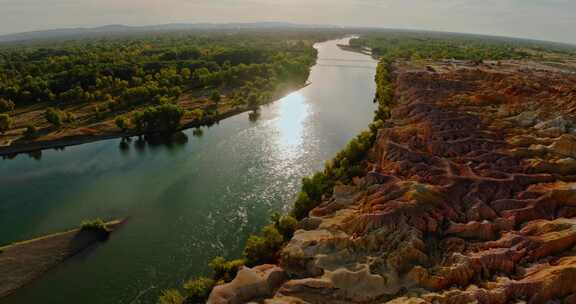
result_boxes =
[210,61,576,303]
[207,265,287,304]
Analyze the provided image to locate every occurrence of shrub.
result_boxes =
[301,172,330,202]
[183,277,215,302]
[24,125,38,139]
[233,97,246,106]
[243,225,283,266]
[210,90,221,103]
[93,104,103,114]
[80,218,110,234]
[291,191,314,220]
[243,236,269,266]
[107,100,119,111]
[155,95,174,105]
[64,111,75,123]
[277,215,298,240]
[0,98,15,113]
[158,289,185,304]
[115,116,130,132]
[0,114,12,134]
[209,257,244,282]
[132,104,183,133]
[45,107,63,127]
[59,86,86,103]
[190,109,204,120]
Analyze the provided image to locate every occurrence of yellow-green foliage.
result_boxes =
[0,113,12,134]
[210,90,221,103]
[80,218,110,233]
[209,257,245,283]
[183,277,215,302]
[158,289,185,304]
[374,59,394,121]
[115,116,130,132]
[375,59,394,104]
[276,215,298,240]
[190,108,204,120]
[131,104,183,133]
[291,191,314,220]
[0,98,14,113]
[44,107,74,127]
[243,225,283,266]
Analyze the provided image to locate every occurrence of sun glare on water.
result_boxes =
[274,91,310,153]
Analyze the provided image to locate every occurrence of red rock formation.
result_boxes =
[211,61,576,303]
[207,265,287,304]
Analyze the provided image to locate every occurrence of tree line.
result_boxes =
[0,31,338,134]
[350,31,575,62]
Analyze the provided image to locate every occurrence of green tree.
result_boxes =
[190,109,205,120]
[181,68,192,80]
[291,191,314,220]
[243,225,283,266]
[277,215,298,240]
[210,90,221,103]
[132,104,183,133]
[59,86,86,103]
[0,98,15,113]
[24,125,38,139]
[247,93,260,109]
[45,108,62,127]
[0,114,12,134]
[80,218,110,234]
[115,116,130,132]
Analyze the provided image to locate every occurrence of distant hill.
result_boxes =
[0,22,339,43]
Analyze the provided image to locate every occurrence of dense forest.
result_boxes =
[0,31,339,141]
[350,30,576,61]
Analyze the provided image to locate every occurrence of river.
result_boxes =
[0,37,377,304]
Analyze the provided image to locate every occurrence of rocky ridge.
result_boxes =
[209,61,576,304]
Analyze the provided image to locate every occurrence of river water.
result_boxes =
[0,38,377,304]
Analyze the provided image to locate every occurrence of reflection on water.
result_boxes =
[2,149,43,161]
[275,92,309,150]
[118,132,189,154]
[248,110,261,123]
[192,128,204,137]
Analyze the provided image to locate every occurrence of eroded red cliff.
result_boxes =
[210,61,576,304]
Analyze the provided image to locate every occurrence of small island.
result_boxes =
[0,219,124,298]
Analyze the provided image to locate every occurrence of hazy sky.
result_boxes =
[1,0,575,43]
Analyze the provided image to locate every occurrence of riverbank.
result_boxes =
[0,82,310,157]
[337,44,372,56]
[0,219,124,298]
